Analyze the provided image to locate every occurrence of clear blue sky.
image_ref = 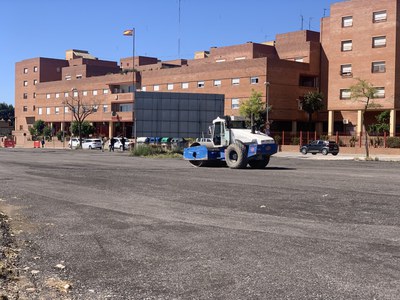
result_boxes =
[0,0,341,105]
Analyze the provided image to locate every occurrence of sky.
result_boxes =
[0,0,341,105]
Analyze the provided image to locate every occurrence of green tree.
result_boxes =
[71,121,95,137]
[239,90,266,133]
[29,120,51,140]
[63,89,99,148]
[300,91,324,130]
[350,78,381,159]
[0,103,14,126]
[368,110,390,135]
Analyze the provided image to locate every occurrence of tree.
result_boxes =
[63,89,99,148]
[29,119,51,140]
[239,90,266,133]
[71,121,95,137]
[350,78,381,159]
[300,91,324,130]
[0,103,14,126]
[368,110,390,135]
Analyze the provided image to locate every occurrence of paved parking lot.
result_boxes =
[0,148,399,299]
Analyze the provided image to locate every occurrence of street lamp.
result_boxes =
[123,28,136,146]
[264,81,271,127]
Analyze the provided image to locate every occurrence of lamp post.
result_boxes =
[123,28,136,146]
[265,81,271,129]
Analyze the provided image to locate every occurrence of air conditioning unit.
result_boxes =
[343,119,349,124]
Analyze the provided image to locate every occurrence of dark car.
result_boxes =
[300,140,339,156]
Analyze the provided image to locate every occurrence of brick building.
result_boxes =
[321,0,399,137]
[14,31,321,144]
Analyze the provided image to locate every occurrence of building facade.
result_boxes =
[321,0,399,137]
[14,32,321,144]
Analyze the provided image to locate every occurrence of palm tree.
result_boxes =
[300,91,324,131]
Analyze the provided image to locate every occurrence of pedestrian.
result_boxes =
[101,137,107,152]
[121,137,126,151]
[109,137,115,152]
[41,137,45,148]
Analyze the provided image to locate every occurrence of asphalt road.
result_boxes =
[0,148,399,300]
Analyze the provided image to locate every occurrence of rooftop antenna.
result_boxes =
[300,15,304,30]
[323,8,327,18]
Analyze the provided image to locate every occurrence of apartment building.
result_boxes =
[321,0,399,137]
[14,31,321,144]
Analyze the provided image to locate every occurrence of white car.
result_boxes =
[82,138,102,150]
[110,137,132,150]
[68,137,84,149]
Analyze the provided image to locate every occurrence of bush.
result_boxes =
[291,137,300,145]
[273,135,282,145]
[131,144,166,156]
[386,137,400,148]
[349,136,358,147]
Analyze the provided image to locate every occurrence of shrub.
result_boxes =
[273,135,282,145]
[291,137,300,145]
[386,137,400,148]
[131,144,166,156]
[349,136,358,147]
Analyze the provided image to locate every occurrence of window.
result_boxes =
[231,98,240,109]
[119,103,133,112]
[23,106,28,112]
[214,80,221,87]
[64,107,69,113]
[374,87,385,98]
[197,81,205,88]
[182,82,189,89]
[46,93,51,99]
[341,40,353,51]
[38,107,43,115]
[373,10,387,23]
[342,16,353,27]
[72,91,77,97]
[294,57,304,62]
[23,93,28,99]
[76,74,82,79]
[340,89,351,99]
[232,78,240,85]
[33,79,37,85]
[235,57,246,60]
[103,89,109,94]
[250,77,259,84]
[33,92,36,99]
[372,61,386,73]
[167,83,174,90]
[23,68,28,74]
[216,59,226,63]
[93,90,98,96]
[64,92,69,97]
[153,85,160,91]
[103,105,108,113]
[373,36,386,48]
[46,107,51,115]
[55,93,60,98]
[142,86,147,91]
[299,75,317,87]
[83,91,88,96]
[340,64,352,76]
[23,81,28,86]
[33,66,38,72]
[65,75,71,80]
[55,107,60,115]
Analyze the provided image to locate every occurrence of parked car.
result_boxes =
[171,137,188,151]
[161,137,172,149]
[195,137,214,148]
[82,138,102,150]
[300,140,339,156]
[68,137,84,149]
[110,137,133,150]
